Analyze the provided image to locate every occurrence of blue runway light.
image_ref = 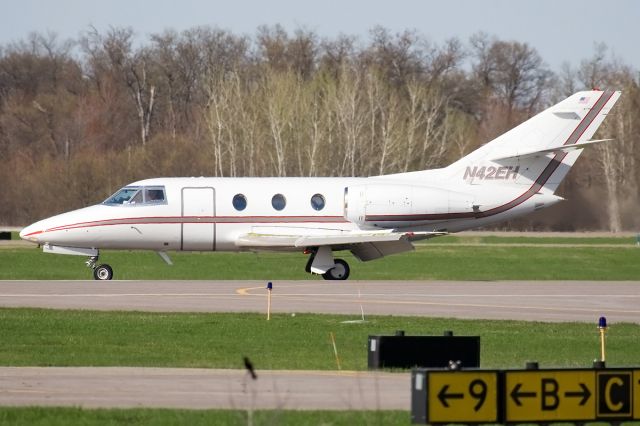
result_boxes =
[267,282,273,290]
[598,316,607,328]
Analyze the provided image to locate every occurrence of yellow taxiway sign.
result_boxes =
[426,371,499,423]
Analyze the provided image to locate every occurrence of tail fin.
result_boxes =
[445,90,621,194]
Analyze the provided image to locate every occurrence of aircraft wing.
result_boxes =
[235,229,447,261]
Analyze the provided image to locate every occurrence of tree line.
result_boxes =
[0,25,638,231]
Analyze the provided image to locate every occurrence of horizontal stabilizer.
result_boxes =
[491,139,614,162]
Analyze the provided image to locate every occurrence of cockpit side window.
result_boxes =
[103,186,166,205]
[130,191,143,204]
[144,187,166,203]
[103,187,141,205]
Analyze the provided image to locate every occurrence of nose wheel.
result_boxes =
[86,254,114,280]
[93,264,114,280]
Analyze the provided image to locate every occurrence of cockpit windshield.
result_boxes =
[103,186,167,205]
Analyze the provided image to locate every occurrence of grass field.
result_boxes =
[2,308,639,370]
[432,235,639,245]
[0,407,408,426]
[1,236,640,280]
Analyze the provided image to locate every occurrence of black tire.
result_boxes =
[93,264,113,281]
[322,259,350,281]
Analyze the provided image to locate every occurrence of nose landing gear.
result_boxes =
[86,254,114,280]
[93,264,114,280]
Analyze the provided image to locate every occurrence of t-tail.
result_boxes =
[446,90,620,192]
[440,90,620,218]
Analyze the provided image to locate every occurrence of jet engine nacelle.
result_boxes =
[344,184,474,228]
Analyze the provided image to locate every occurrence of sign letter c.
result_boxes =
[604,377,624,412]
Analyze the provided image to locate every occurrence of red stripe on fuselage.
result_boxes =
[24,230,43,237]
[37,215,350,235]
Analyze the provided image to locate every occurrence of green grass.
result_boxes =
[0,407,408,426]
[458,236,637,245]
[424,235,638,245]
[2,243,640,280]
[2,408,640,426]
[1,308,638,370]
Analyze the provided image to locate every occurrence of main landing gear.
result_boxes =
[305,247,351,281]
[322,259,350,280]
[86,253,113,281]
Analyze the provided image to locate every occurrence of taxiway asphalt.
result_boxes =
[0,366,408,410]
[0,280,638,323]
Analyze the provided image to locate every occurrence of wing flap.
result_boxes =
[350,240,415,261]
[236,230,446,249]
[296,232,403,246]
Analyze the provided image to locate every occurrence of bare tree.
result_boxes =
[81,27,157,146]
[363,26,424,87]
[319,34,356,79]
[332,64,366,176]
[578,45,638,231]
[470,33,552,122]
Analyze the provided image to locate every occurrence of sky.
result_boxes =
[1,0,638,72]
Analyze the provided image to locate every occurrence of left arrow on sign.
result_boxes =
[564,383,591,406]
[438,385,464,407]
[510,383,536,406]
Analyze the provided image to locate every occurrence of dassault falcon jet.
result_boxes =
[20,90,620,280]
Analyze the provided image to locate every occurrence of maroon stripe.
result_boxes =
[365,212,476,222]
[42,215,349,234]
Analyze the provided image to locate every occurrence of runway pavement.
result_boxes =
[0,367,408,410]
[0,280,638,323]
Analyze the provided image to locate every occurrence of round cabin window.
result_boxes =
[232,194,247,211]
[310,194,325,211]
[271,194,286,211]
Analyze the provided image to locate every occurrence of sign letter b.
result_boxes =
[541,378,559,410]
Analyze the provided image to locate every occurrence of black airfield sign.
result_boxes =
[413,368,640,424]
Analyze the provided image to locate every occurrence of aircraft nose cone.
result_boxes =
[19,224,40,243]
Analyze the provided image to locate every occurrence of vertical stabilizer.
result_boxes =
[445,90,620,194]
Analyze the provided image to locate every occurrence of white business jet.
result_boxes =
[20,90,620,280]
